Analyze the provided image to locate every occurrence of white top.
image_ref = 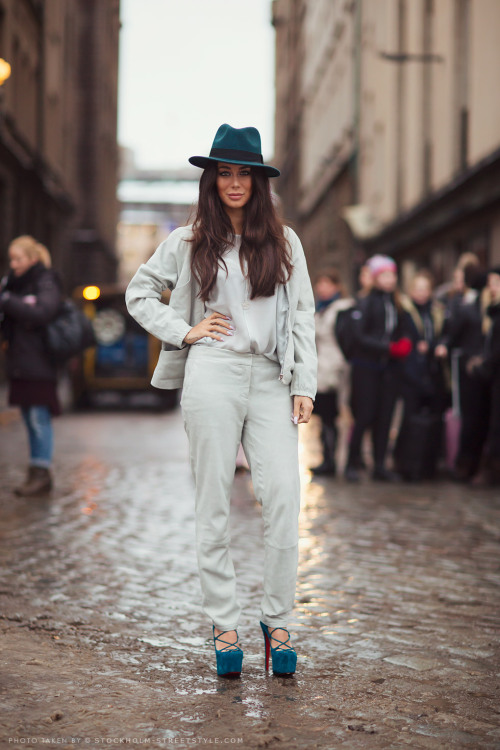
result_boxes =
[195,236,278,361]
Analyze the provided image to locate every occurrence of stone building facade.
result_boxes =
[0,0,120,288]
[273,0,500,288]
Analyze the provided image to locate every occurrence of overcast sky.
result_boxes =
[117,0,276,171]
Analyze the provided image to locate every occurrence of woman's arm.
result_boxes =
[287,230,317,402]
[125,228,194,349]
[0,271,61,325]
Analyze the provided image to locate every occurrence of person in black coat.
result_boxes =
[345,255,413,482]
[0,235,62,495]
[393,270,447,479]
[466,267,500,485]
[435,264,488,481]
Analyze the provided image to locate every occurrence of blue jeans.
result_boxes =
[21,406,53,468]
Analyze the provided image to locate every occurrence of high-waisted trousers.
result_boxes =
[181,345,301,631]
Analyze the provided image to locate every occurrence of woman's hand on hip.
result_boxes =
[292,396,314,425]
[183,312,234,344]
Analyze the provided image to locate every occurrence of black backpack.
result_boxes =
[334,305,360,361]
[44,299,96,363]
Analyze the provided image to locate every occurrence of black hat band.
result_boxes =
[209,148,264,164]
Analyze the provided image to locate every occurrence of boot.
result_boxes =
[14,466,35,496]
[311,424,337,476]
[372,465,402,482]
[14,466,52,497]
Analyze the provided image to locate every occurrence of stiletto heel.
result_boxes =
[260,621,297,675]
[212,627,243,677]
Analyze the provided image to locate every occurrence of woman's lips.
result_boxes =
[228,194,244,199]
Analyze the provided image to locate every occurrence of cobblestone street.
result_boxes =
[0,402,499,748]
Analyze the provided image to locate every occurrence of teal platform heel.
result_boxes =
[260,621,297,675]
[212,627,243,677]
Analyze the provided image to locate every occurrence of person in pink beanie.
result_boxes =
[345,255,413,481]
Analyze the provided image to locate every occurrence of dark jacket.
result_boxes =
[400,296,445,395]
[0,262,62,381]
[352,288,411,364]
[474,301,500,381]
[440,289,485,358]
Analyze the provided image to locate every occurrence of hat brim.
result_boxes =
[189,155,280,178]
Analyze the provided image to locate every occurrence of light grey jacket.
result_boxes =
[125,224,317,400]
[315,296,354,392]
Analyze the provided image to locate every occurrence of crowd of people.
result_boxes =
[311,252,500,487]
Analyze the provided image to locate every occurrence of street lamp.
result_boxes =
[0,58,11,86]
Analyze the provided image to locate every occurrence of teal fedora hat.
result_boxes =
[189,123,280,178]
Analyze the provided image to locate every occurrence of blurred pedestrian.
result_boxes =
[435,251,480,309]
[466,267,500,485]
[0,236,62,495]
[126,124,317,677]
[344,254,412,482]
[357,262,373,299]
[435,263,488,481]
[310,268,353,476]
[393,270,447,480]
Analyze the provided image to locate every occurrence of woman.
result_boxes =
[435,263,488,481]
[126,124,317,677]
[393,270,446,480]
[344,254,412,482]
[311,268,353,476]
[0,236,62,496]
[466,266,500,485]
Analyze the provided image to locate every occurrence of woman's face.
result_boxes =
[452,267,465,293]
[9,245,35,277]
[488,272,500,302]
[314,276,338,301]
[216,163,252,212]
[359,265,373,291]
[410,276,432,305]
[375,269,398,293]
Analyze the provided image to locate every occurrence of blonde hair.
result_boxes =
[456,252,479,271]
[8,235,52,268]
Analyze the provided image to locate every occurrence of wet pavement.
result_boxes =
[0,402,499,748]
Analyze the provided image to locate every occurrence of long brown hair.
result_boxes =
[189,164,293,301]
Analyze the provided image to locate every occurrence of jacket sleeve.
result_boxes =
[125,229,193,349]
[475,318,500,377]
[0,271,61,326]
[438,296,465,350]
[288,232,318,400]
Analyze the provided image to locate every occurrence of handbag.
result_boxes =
[45,299,96,363]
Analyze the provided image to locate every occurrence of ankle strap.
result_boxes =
[213,629,242,652]
[267,626,292,651]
